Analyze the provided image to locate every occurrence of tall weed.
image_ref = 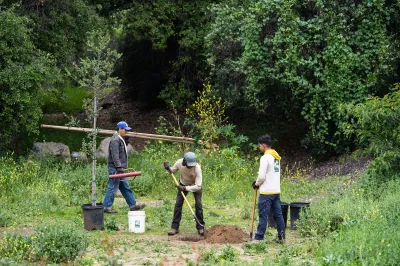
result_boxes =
[300,175,400,265]
[33,223,88,263]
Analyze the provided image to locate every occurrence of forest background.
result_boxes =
[1,1,400,265]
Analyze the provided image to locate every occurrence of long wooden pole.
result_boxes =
[40,124,195,144]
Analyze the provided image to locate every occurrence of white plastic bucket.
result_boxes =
[128,211,146,233]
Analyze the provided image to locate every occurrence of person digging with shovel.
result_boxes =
[164,152,205,236]
[103,121,146,214]
[252,134,285,243]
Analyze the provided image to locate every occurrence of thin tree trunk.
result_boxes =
[92,95,97,206]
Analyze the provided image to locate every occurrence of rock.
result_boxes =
[127,143,138,155]
[96,137,111,159]
[71,151,88,161]
[32,142,71,161]
[96,137,138,159]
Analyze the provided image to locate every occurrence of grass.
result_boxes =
[38,82,94,152]
[0,142,398,265]
[42,83,89,115]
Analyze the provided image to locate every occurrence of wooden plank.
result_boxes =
[40,124,195,144]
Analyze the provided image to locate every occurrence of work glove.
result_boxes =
[164,161,172,173]
[116,167,125,174]
[252,181,259,190]
[177,185,186,192]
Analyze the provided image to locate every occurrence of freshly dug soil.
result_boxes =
[205,224,248,244]
[175,234,203,242]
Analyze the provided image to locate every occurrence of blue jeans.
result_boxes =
[103,167,136,209]
[255,194,285,240]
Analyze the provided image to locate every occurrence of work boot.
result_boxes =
[275,233,286,244]
[104,208,117,214]
[167,228,179,236]
[130,203,146,211]
[198,229,205,236]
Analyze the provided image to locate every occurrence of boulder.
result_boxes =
[96,137,137,159]
[32,142,71,161]
[71,151,88,161]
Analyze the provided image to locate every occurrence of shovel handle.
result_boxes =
[250,188,258,240]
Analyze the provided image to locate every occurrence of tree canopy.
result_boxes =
[0,8,59,153]
[1,0,400,156]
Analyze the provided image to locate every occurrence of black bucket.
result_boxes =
[289,202,310,230]
[268,202,289,229]
[82,203,104,230]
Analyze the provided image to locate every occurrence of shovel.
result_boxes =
[169,171,206,234]
[250,187,258,241]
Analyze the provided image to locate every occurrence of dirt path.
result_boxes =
[86,224,310,266]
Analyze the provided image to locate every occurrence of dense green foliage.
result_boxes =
[0,8,59,154]
[2,1,400,265]
[206,0,398,154]
[112,0,221,107]
[8,0,104,68]
[298,176,400,265]
[2,0,400,155]
[342,86,400,181]
[0,133,398,265]
[34,223,88,263]
[0,223,88,263]
[42,84,89,114]
[297,87,400,265]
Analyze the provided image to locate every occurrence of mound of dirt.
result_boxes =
[206,225,248,244]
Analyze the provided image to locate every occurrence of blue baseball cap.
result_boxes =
[116,121,131,131]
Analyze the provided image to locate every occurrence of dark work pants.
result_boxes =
[171,187,205,230]
[255,194,285,240]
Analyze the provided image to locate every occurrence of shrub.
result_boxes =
[104,216,119,231]
[220,244,239,262]
[0,9,60,155]
[73,256,95,266]
[341,87,400,183]
[33,223,88,263]
[244,241,268,254]
[201,248,218,264]
[185,83,248,153]
[299,175,400,265]
[0,212,11,227]
[274,248,294,266]
[206,1,394,154]
[0,233,32,262]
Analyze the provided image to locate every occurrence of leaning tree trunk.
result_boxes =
[91,95,97,206]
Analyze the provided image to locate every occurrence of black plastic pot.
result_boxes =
[267,202,289,229]
[289,202,310,230]
[82,203,104,230]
